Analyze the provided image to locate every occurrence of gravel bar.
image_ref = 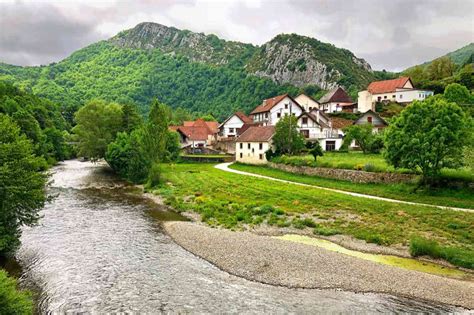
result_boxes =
[164,221,474,309]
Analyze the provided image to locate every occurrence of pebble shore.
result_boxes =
[164,221,474,309]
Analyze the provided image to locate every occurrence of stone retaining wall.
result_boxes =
[268,163,416,184]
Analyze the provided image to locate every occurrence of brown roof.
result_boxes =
[170,118,218,141]
[237,126,275,142]
[250,94,288,114]
[235,111,253,124]
[367,77,412,94]
[330,117,354,129]
[319,87,353,104]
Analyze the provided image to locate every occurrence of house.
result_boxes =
[297,110,345,151]
[353,110,388,132]
[218,112,253,138]
[358,77,434,112]
[294,93,320,112]
[250,94,304,126]
[235,126,275,164]
[170,119,219,148]
[319,87,355,113]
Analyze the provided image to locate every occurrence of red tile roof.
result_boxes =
[250,94,288,114]
[235,111,253,124]
[170,119,218,141]
[319,87,353,104]
[330,117,354,129]
[237,126,275,142]
[367,77,412,94]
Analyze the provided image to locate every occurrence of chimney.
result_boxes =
[263,100,267,106]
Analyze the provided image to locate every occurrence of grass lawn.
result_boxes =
[154,163,474,268]
[181,154,231,158]
[230,163,474,209]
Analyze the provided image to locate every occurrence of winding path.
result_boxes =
[215,162,474,213]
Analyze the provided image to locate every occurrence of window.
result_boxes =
[259,154,263,160]
[259,143,263,150]
[377,96,382,102]
[277,113,281,118]
[252,148,254,153]
[384,96,387,99]
[229,128,234,133]
[309,107,313,111]
[264,113,268,118]
[399,94,403,99]
[325,141,336,151]
[302,117,308,125]
[239,143,243,149]
[392,95,395,98]
[300,130,309,138]
[240,153,243,158]
[247,143,251,149]
[285,104,288,109]
[367,116,373,124]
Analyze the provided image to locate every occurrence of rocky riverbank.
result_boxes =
[163,221,474,309]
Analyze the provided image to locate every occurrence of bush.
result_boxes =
[146,163,161,188]
[0,270,33,315]
[363,163,376,172]
[313,226,340,236]
[292,218,317,229]
[409,236,474,269]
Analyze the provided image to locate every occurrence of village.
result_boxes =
[170,76,433,163]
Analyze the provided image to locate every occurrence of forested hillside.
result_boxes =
[0,22,376,119]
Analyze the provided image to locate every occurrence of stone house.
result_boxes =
[235,126,275,164]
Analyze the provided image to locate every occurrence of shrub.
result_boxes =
[313,226,340,236]
[363,163,376,172]
[292,218,317,229]
[146,163,161,188]
[0,270,33,315]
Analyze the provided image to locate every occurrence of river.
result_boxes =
[15,160,461,313]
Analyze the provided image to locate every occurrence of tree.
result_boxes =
[0,114,47,256]
[384,98,472,182]
[343,124,384,154]
[308,141,324,161]
[426,57,455,81]
[444,83,473,105]
[141,99,171,164]
[72,100,123,160]
[272,115,305,155]
[121,103,143,133]
[458,64,473,89]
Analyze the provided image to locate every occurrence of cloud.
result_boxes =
[0,0,472,70]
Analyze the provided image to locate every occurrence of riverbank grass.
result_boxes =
[154,163,474,269]
[229,163,474,209]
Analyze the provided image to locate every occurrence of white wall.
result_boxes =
[320,102,346,113]
[371,89,433,103]
[236,141,271,164]
[295,94,319,112]
[221,115,244,137]
[253,97,303,126]
[318,138,343,151]
[357,90,373,113]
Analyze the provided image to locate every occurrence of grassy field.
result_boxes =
[154,163,474,268]
[230,163,474,209]
[272,152,474,182]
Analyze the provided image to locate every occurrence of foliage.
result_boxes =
[443,83,473,105]
[410,237,473,269]
[142,99,171,164]
[273,115,305,155]
[343,124,384,154]
[0,80,72,163]
[72,100,123,160]
[384,98,472,181]
[308,142,324,161]
[0,270,33,315]
[121,103,143,132]
[426,57,455,81]
[0,114,47,256]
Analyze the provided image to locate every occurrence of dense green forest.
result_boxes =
[0,41,301,120]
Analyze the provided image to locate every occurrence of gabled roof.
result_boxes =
[298,112,331,129]
[330,117,354,130]
[171,118,218,141]
[319,87,353,104]
[219,111,252,128]
[296,93,320,105]
[250,94,303,115]
[353,110,389,126]
[237,126,275,142]
[367,77,413,94]
[183,120,219,133]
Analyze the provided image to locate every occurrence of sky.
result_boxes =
[0,0,473,71]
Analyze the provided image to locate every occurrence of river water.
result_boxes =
[16,160,461,313]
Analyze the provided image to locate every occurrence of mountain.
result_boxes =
[422,43,474,67]
[0,22,376,119]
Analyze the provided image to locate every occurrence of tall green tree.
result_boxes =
[426,57,455,81]
[141,99,171,164]
[121,103,143,133]
[444,83,473,105]
[0,114,47,256]
[343,124,384,154]
[72,100,123,160]
[273,115,305,155]
[384,98,472,182]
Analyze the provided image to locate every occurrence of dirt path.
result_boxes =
[215,162,474,213]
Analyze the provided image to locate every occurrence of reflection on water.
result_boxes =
[16,160,462,313]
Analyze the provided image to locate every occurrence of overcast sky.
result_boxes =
[0,0,473,71]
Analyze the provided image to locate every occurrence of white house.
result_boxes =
[358,77,434,112]
[235,126,275,164]
[353,110,388,133]
[250,94,304,126]
[297,110,343,151]
[294,93,320,112]
[218,112,253,138]
[319,87,355,113]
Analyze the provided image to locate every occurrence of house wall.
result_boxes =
[357,90,373,113]
[320,102,353,113]
[235,141,271,164]
[252,97,303,125]
[318,138,343,151]
[295,94,319,111]
[221,115,244,137]
[370,89,434,104]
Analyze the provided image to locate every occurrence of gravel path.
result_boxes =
[215,162,474,213]
[164,221,474,309]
